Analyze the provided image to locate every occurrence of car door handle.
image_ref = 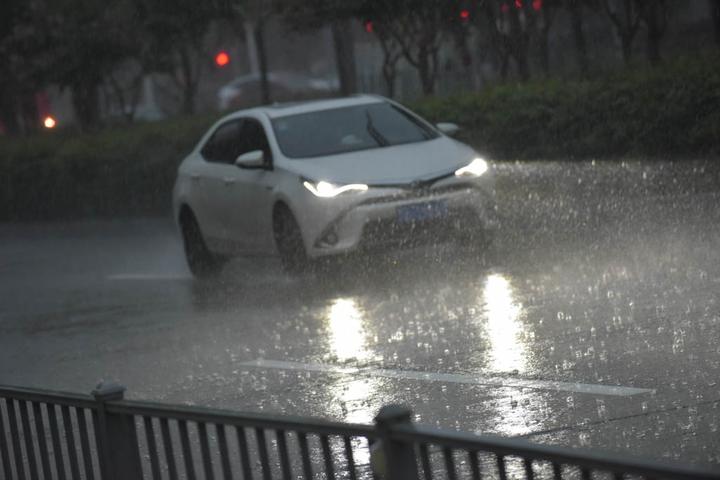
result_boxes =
[223,177,236,186]
[190,173,200,181]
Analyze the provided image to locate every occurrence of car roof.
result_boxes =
[222,95,386,121]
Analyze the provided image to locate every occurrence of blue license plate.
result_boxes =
[396,200,448,223]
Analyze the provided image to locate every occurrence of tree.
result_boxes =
[277,0,359,95]
[639,0,668,65]
[135,0,225,114]
[710,0,720,46]
[601,0,645,65]
[360,0,450,95]
[566,0,591,75]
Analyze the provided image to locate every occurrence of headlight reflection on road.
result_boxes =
[482,274,541,436]
[482,274,527,374]
[326,297,377,459]
[327,298,370,363]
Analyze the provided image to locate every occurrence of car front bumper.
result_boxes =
[298,178,498,258]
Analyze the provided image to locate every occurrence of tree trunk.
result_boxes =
[331,20,357,95]
[644,2,665,65]
[254,19,271,105]
[71,78,101,131]
[176,46,199,115]
[0,94,20,135]
[710,0,720,46]
[620,33,633,65]
[507,7,530,81]
[569,2,589,75]
[538,26,550,76]
[382,62,397,98]
[416,45,436,95]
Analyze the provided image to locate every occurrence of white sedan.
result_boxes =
[173,95,497,276]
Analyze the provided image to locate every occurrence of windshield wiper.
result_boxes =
[366,110,389,147]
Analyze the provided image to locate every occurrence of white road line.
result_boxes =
[106,274,193,281]
[240,359,655,397]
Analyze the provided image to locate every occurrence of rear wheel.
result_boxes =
[274,206,309,274]
[180,210,225,278]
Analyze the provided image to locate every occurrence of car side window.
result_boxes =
[200,120,244,164]
[238,118,271,161]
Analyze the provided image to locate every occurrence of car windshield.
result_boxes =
[271,103,439,158]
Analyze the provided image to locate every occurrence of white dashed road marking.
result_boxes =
[240,359,655,397]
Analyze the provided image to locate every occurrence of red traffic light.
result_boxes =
[460,9,470,21]
[214,51,230,67]
[364,20,374,33]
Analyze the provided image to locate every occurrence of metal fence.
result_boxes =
[0,383,718,480]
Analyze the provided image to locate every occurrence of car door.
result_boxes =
[197,119,244,248]
[221,117,276,254]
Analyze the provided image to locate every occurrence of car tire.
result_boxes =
[274,207,309,275]
[180,210,225,278]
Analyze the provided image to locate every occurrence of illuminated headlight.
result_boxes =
[455,158,488,177]
[303,180,368,198]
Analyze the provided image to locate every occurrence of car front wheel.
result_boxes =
[273,206,309,274]
[180,210,225,278]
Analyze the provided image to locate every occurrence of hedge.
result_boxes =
[413,52,720,159]
[0,53,718,221]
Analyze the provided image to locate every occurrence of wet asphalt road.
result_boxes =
[1,160,720,468]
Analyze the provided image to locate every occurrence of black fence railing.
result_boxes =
[0,382,718,480]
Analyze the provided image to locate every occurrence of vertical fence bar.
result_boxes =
[61,406,82,480]
[19,401,40,480]
[160,418,179,480]
[496,454,507,480]
[320,434,336,480]
[418,443,433,480]
[7,400,28,480]
[92,383,143,480]
[524,458,535,480]
[374,405,420,480]
[32,402,53,480]
[47,404,68,480]
[552,462,562,480]
[443,447,457,480]
[143,416,162,480]
[197,422,215,480]
[468,451,481,480]
[178,420,197,480]
[343,436,358,480]
[297,432,314,480]
[276,429,292,480]
[216,424,233,480]
[255,427,272,480]
[76,408,96,480]
[0,399,15,480]
[235,426,253,480]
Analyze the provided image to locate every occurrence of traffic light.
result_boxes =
[214,51,230,67]
[459,9,470,21]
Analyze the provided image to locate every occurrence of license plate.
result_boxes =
[396,200,448,223]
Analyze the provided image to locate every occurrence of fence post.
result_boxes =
[92,382,143,480]
[373,404,420,480]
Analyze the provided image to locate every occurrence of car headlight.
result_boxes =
[303,180,368,198]
[455,158,489,177]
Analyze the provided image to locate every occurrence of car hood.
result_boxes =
[280,137,477,185]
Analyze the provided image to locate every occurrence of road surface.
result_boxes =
[1,160,719,468]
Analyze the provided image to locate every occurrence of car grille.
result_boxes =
[359,207,480,250]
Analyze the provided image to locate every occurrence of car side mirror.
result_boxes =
[235,150,266,169]
[436,122,460,137]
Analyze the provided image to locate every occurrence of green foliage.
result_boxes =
[1,54,717,221]
[412,53,720,159]
[0,114,218,221]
